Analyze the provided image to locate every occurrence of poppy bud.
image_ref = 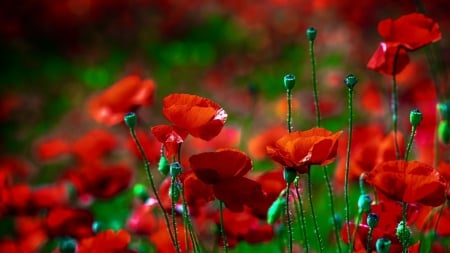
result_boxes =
[409,109,423,127]
[367,213,379,228]
[267,197,287,225]
[158,156,170,176]
[438,102,449,121]
[133,183,148,202]
[170,162,182,178]
[169,182,180,202]
[396,221,412,247]
[344,74,358,90]
[283,167,297,183]
[357,194,372,213]
[124,112,137,129]
[59,237,77,253]
[438,120,450,144]
[375,238,391,253]
[283,74,296,90]
[306,27,317,41]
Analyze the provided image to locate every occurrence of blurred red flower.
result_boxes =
[266,127,342,174]
[189,149,264,212]
[367,13,441,75]
[78,229,134,253]
[378,13,441,50]
[45,207,94,239]
[88,75,156,126]
[366,160,446,206]
[71,129,118,166]
[162,93,227,141]
[247,125,288,160]
[125,128,161,164]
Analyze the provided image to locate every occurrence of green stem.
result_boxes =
[405,125,417,161]
[308,170,324,252]
[219,201,229,253]
[349,210,362,253]
[179,181,201,253]
[171,177,181,253]
[287,88,293,133]
[309,39,321,127]
[295,178,309,253]
[286,182,293,253]
[366,227,374,253]
[129,128,178,251]
[401,202,408,253]
[344,87,354,245]
[392,47,401,160]
[323,165,342,253]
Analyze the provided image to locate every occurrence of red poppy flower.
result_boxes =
[251,169,286,218]
[247,125,288,160]
[151,124,188,159]
[266,127,342,174]
[71,129,117,166]
[366,160,446,206]
[378,13,442,51]
[367,42,410,75]
[34,138,71,161]
[189,149,265,212]
[88,75,156,126]
[45,207,94,239]
[78,229,133,253]
[31,183,71,209]
[162,93,227,141]
[186,126,241,153]
[127,200,159,235]
[62,164,132,199]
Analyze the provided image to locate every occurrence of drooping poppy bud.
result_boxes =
[267,197,287,225]
[59,237,77,253]
[169,182,180,202]
[438,120,450,144]
[367,213,379,229]
[170,162,182,178]
[358,194,372,213]
[133,184,148,202]
[158,156,170,176]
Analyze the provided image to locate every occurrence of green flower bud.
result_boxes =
[409,109,423,127]
[267,197,287,224]
[59,237,77,253]
[158,156,170,176]
[357,194,372,213]
[124,112,137,129]
[396,221,412,247]
[170,162,182,178]
[306,27,317,41]
[375,238,391,253]
[283,167,297,184]
[367,213,379,228]
[344,74,358,90]
[133,183,148,202]
[438,120,450,144]
[283,74,296,90]
[92,221,103,233]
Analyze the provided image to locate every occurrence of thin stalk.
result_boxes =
[366,227,374,253]
[170,177,181,252]
[392,47,402,160]
[295,178,309,253]
[309,39,321,127]
[323,165,342,253]
[401,202,408,253]
[308,170,324,252]
[286,182,293,253]
[405,125,417,161]
[218,201,229,253]
[129,128,178,251]
[180,181,201,253]
[344,87,354,244]
[348,210,362,253]
[287,88,293,133]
